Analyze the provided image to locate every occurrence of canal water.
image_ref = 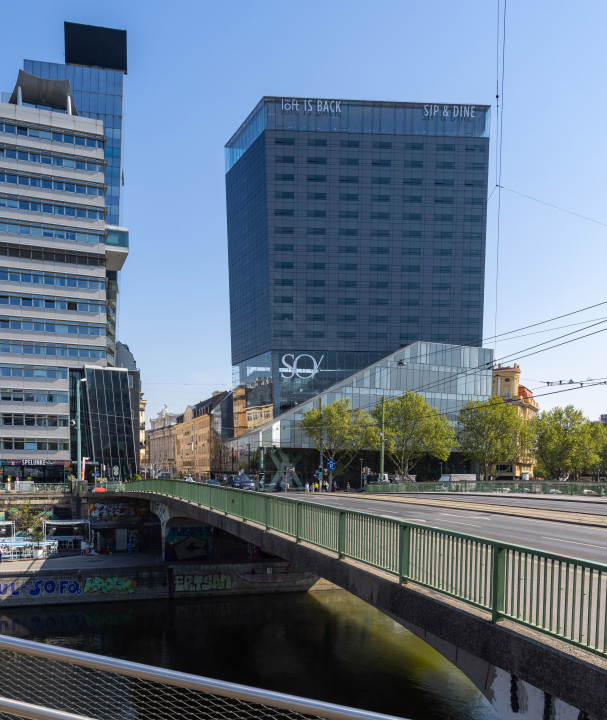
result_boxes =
[0,590,497,720]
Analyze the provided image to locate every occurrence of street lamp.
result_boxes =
[379,359,407,484]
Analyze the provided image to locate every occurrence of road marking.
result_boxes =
[436,520,483,528]
[541,536,607,550]
[439,513,490,519]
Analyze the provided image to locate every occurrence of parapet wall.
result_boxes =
[0,561,335,608]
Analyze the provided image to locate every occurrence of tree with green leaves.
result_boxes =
[533,405,598,480]
[299,398,374,480]
[456,397,527,480]
[370,392,455,477]
[587,422,607,480]
[10,504,47,539]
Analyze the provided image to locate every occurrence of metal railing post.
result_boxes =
[399,524,411,584]
[296,501,302,543]
[338,510,346,558]
[265,494,269,530]
[491,545,506,623]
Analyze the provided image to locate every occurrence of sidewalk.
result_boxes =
[0,551,163,574]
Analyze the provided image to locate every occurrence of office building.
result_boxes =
[226,97,490,427]
[24,22,127,227]
[148,405,180,478]
[0,23,133,480]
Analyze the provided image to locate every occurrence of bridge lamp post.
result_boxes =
[379,359,407,483]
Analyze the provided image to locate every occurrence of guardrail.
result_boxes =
[0,483,71,494]
[124,479,607,658]
[0,633,408,720]
[365,480,607,496]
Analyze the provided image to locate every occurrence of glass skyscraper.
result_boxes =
[25,22,126,227]
[226,97,490,426]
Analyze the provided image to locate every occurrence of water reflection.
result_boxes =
[0,591,497,720]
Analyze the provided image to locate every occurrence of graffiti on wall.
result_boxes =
[151,502,168,526]
[82,577,137,594]
[165,525,213,562]
[0,576,137,598]
[174,574,232,592]
[89,502,147,523]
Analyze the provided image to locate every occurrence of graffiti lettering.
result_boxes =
[0,576,137,599]
[89,502,144,523]
[174,574,232,593]
[82,577,137,594]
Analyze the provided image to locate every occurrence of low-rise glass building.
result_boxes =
[223,341,493,485]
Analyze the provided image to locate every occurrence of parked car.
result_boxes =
[206,479,222,486]
[226,475,256,490]
[157,473,171,479]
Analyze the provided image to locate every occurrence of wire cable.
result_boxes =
[499,185,607,228]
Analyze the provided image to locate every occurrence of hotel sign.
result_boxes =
[279,354,324,380]
[423,104,477,119]
[280,98,341,115]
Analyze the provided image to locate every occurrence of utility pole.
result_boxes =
[318,397,323,472]
[76,378,81,484]
[379,396,385,482]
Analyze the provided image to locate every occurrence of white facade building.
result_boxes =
[0,72,128,479]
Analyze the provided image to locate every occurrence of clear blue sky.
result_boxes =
[2,0,606,424]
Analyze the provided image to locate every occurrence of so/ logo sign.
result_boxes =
[279,354,324,380]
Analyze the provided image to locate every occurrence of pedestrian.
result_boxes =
[346,482,351,493]
[285,480,290,492]
[314,481,319,492]
[305,482,309,492]
[332,481,337,492]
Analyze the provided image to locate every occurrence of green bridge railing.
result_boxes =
[365,480,607,496]
[123,479,607,658]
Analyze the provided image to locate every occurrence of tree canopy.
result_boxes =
[371,392,455,476]
[456,397,527,480]
[533,405,598,480]
[299,398,374,475]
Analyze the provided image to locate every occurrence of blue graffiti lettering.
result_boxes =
[43,580,56,595]
[59,580,69,595]
[68,580,81,595]
[28,580,43,597]
[11,583,19,596]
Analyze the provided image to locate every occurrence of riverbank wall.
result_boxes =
[0,561,337,608]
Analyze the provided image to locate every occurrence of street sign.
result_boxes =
[328,461,336,471]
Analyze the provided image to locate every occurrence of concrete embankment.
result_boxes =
[0,555,337,607]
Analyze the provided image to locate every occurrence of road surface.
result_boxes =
[295,493,607,564]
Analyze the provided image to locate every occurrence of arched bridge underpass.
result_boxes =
[119,480,607,720]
